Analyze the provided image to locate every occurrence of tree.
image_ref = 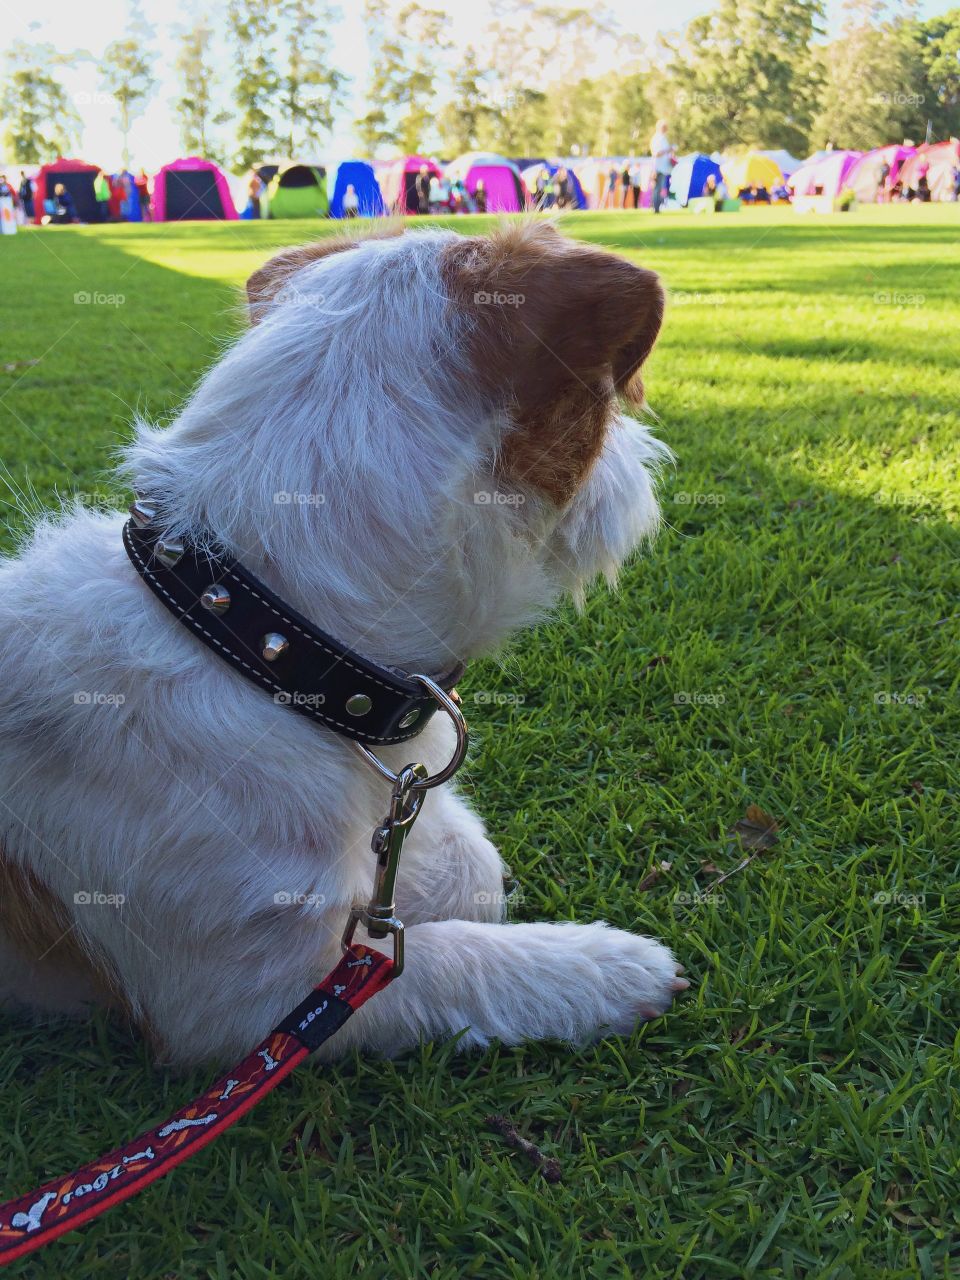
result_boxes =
[228,0,282,172]
[438,46,490,155]
[101,10,156,168]
[812,1,929,149]
[276,0,347,155]
[658,0,825,154]
[0,40,80,162]
[356,1,451,155]
[913,6,960,140]
[174,19,230,161]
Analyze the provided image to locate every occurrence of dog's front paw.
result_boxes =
[580,925,689,1035]
[486,920,688,1046]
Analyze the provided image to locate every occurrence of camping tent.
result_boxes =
[670,153,723,206]
[760,150,802,178]
[445,152,529,212]
[33,157,101,223]
[721,152,782,195]
[265,162,329,218]
[898,141,960,200]
[846,145,916,201]
[522,162,587,209]
[380,155,442,214]
[328,160,385,218]
[788,150,861,199]
[153,157,237,221]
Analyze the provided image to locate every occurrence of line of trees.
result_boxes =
[2,0,958,171]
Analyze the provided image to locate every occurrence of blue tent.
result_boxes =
[522,162,588,210]
[328,160,385,218]
[670,153,723,206]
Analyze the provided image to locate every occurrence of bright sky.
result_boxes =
[2,0,951,168]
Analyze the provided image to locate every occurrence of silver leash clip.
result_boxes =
[343,677,469,977]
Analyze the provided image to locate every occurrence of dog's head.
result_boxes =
[130,222,668,671]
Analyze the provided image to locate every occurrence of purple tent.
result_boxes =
[788,151,861,199]
[445,152,529,212]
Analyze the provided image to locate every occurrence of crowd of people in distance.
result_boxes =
[0,168,153,224]
[412,164,489,214]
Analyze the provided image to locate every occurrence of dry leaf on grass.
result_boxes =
[711,806,782,888]
[637,861,672,892]
[729,805,780,851]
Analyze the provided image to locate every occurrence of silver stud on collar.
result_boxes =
[200,585,231,615]
[261,633,289,662]
[398,708,420,729]
[155,539,185,567]
[129,499,156,527]
[346,693,373,716]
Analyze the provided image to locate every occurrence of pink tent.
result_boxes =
[380,155,442,214]
[846,145,916,201]
[788,150,861,199]
[153,157,238,221]
[898,141,960,200]
[445,152,529,212]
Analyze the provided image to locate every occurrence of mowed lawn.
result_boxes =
[0,207,957,1279]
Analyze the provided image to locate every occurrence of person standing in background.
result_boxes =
[18,171,33,221]
[93,170,111,222]
[415,165,432,215]
[136,169,151,221]
[342,183,360,218]
[650,120,674,213]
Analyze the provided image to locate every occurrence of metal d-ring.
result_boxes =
[353,674,468,791]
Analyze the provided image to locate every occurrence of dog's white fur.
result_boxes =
[0,226,684,1066]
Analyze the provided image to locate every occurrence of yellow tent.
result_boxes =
[721,152,783,193]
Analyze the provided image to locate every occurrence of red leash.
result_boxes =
[0,944,393,1266]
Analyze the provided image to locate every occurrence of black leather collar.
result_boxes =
[123,511,464,747]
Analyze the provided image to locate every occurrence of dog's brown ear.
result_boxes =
[245,227,404,323]
[441,222,665,503]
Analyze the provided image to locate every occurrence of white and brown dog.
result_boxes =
[0,222,686,1067]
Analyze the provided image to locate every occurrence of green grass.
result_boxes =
[0,207,958,1279]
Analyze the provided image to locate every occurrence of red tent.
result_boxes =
[380,155,442,214]
[33,157,101,224]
